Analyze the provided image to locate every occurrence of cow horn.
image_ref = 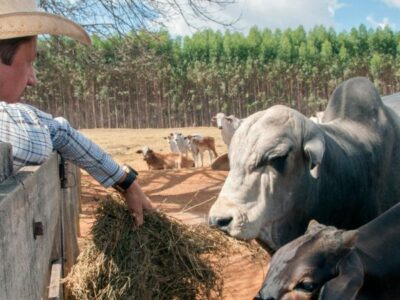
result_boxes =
[341,230,358,249]
[304,136,325,179]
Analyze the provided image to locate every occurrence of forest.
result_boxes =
[25,25,400,129]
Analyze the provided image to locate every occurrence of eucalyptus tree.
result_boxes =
[39,0,237,36]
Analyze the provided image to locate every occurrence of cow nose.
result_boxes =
[208,216,233,228]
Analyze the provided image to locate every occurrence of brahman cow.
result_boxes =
[166,132,191,157]
[211,112,243,146]
[254,202,400,300]
[208,77,400,250]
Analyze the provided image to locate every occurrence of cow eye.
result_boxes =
[294,280,317,293]
[255,155,287,171]
[269,155,287,172]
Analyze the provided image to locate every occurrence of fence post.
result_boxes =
[0,143,13,183]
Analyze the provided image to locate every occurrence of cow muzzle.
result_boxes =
[208,215,233,231]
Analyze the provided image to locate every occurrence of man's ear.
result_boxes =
[319,251,364,300]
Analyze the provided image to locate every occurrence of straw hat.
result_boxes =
[0,0,91,45]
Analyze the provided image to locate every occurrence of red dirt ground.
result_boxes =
[76,128,270,299]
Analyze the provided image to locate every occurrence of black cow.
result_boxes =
[254,202,400,300]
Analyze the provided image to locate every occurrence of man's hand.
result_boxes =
[123,181,153,226]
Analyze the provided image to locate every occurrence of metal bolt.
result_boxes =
[33,221,44,239]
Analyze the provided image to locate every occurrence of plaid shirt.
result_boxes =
[0,102,124,187]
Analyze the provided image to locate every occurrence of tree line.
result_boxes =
[25,25,400,129]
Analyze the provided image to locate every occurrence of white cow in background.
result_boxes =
[164,133,179,153]
[165,132,190,157]
[211,113,243,146]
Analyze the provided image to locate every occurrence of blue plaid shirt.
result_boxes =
[0,102,124,187]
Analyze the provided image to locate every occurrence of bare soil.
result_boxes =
[77,127,270,300]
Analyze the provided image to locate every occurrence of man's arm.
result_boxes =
[0,102,151,225]
[43,114,153,225]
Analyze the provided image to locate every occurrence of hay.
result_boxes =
[65,195,260,300]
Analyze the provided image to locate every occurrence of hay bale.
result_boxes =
[65,195,262,300]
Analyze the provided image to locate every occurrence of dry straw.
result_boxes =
[65,195,262,300]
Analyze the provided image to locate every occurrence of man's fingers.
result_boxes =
[131,212,144,226]
[143,197,153,210]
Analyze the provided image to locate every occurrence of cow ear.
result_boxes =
[225,115,234,123]
[319,251,364,300]
[306,219,326,234]
[303,136,325,179]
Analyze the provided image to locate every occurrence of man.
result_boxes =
[0,0,152,225]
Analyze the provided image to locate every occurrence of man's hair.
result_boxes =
[0,36,33,66]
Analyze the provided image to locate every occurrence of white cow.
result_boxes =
[165,132,190,157]
[211,113,243,146]
[164,134,179,153]
[208,77,400,251]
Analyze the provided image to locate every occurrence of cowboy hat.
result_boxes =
[0,0,91,45]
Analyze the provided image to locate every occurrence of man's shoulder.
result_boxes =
[0,102,53,121]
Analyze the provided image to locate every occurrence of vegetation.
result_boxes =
[25,25,400,129]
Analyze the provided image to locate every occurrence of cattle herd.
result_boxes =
[206,77,400,299]
[136,132,219,170]
[136,113,243,170]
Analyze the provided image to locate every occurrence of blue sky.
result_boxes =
[163,0,400,36]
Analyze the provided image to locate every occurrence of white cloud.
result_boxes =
[328,0,347,17]
[162,0,347,37]
[366,15,393,29]
[382,0,400,8]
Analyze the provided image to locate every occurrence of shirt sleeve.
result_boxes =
[0,102,124,188]
[41,114,125,188]
[0,102,53,170]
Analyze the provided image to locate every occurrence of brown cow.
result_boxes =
[186,135,218,167]
[136,146,194,170]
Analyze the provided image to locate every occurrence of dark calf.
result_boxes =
[254,202,400,300]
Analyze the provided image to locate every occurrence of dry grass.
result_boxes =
[65,194,264,300]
